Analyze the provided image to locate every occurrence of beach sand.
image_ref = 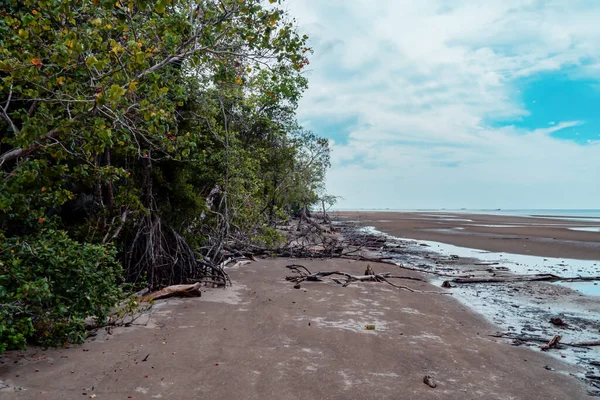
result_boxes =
[334,210,600,382]
[335,211,600,260]
[0,258,587,399]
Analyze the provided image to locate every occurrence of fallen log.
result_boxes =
[490,332,600,349]
[140,282,202,301]
[300,209,330,233]
[490,333,552,345]
[444,274,600,285]
[572,341,600,348]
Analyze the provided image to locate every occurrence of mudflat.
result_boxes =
[0,258,587,399]
[336,211,600,260]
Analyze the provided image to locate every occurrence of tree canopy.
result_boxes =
[0,0,330,351]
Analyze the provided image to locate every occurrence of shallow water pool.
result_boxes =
[556,281,600,296]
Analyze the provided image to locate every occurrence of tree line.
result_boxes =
[0,0,330,351]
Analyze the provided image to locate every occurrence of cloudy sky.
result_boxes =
[287,0,600,210]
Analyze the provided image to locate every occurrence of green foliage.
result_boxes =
[252,226,285,248]
[0,230,122,350]
[0,0,330,351]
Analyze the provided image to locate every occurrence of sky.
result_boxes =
[286,0,600,210]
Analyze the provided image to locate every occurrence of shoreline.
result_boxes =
[335,211,600,260]
[342,221,600,385]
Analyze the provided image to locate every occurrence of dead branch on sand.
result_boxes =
[541,334,563,351]
[442,274,600,287]
[490,332,600,349]
[284,264,448,294]
[140,282,203,301]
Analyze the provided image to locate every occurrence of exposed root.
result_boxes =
[125,212,228,289]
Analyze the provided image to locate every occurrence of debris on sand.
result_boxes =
[423,375,437,388]
[541,335,562,351]
[141,283,202,301]
[550,317,568,327]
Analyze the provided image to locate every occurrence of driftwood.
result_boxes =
[541,335,562,351]
[140,282,202,301]
[490,332,600,349]
[443,274,600,286]
[300,209,330,233]
[573,341,600,348]
[284,264,448,294]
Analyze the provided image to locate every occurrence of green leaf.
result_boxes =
[108,84,124,104]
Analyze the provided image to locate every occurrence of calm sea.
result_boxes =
[334,209,600,220]
[437,209,600,219]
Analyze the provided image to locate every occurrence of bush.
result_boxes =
[0,230,123,351]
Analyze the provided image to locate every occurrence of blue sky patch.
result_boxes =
[301,115,360,144]
[495,71,600,144]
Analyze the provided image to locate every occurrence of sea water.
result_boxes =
[333,208,600,221]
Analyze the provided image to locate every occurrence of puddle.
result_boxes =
[568,227,600,233]
[556,281,600,296]
[536,217,600,223]
[468,224,524,228]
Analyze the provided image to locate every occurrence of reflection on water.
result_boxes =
[568,227,600,232]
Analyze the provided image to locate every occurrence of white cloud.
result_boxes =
[287,0,600,209]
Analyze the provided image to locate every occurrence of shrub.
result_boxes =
[0,230,122,351]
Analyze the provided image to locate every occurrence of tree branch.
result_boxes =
[1,85,19,133]
[0,128,61,167]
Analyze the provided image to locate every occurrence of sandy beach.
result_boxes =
[0,258,588,399]
[335,211,600,260]
[2,212,599,398]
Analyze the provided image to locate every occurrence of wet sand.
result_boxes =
[0,259,588,399]
[335,213,600,381]
[335,211,600,260]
